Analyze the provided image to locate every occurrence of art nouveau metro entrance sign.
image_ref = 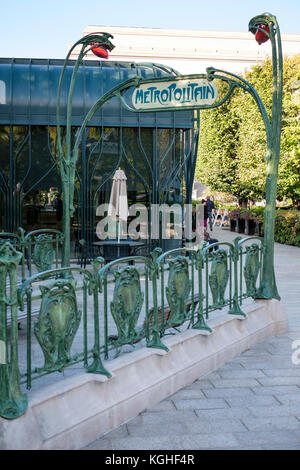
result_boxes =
[131,78,218,110]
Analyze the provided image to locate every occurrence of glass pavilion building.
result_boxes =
[0,58,199,258]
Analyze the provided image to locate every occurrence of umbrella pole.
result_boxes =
[118,220,120,260]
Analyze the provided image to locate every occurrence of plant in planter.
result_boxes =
[250,207,265,236]
[229,209,240,232]
[247,210,258,235]
[238,209,249,233]
[252,213,264,236]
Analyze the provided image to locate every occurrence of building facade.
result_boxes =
[70,25,300,74]
[0,59,198,257]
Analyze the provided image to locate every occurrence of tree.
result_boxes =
[195,55,300,205]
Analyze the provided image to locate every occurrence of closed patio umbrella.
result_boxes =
[108,168,128,244]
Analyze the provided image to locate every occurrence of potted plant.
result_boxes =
[229,209,240,232]
[238,209,248,233]
[250,207,264,236]
[247,210,258,235]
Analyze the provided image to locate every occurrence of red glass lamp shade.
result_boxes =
[91,43,109,59]
[254,23,270,45]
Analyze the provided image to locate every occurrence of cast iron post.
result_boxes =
[56,33,114,267]
[249,13,283,299]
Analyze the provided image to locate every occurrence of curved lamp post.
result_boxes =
[56,32,115,267]
[249,13,283,300]
[204,12,282,300]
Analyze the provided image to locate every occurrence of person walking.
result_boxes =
[206,195,215,231]
[201,199,208,230]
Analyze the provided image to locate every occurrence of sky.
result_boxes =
[1,0,300,59]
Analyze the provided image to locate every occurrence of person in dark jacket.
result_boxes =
[53,193,63,222]
[206,196,215,231]
[201,199,208,230]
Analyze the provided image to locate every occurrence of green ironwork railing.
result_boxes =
[0,227,64,284]
[0,235,263,419]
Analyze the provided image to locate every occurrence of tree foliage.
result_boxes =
[195,55,300,204]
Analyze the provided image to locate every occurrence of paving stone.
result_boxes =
[216,362,245,372]
[174,398,229,410]
[225,395,281,408]
[209,378,260,388]
[127,422,188,438]
[131,410,198,425]
[257,376,300,386]
[247,404,300,417]
[186,418,247,433]
[203,387,255,398]
[276,393,300,405]
[168,433,240,450]
[240,350,272,357]
[251,385,299,395]
[241,416,300,432]
[234,430,300,448]
[263,368,300,377]
[109,436,183,450]
[195,407,252,420]
[170,389,205,400]
[240,360,295,370]
[218,369,266,379]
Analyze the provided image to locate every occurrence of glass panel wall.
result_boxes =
[0,124,195,259]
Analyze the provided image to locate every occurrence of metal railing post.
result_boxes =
[0,242,27,419]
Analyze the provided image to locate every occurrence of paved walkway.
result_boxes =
[83,226,300,450]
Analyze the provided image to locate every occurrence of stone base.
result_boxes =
[0,299,287,450]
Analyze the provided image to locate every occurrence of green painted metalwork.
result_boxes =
[34,279,81,372]
[25,229,63,275]
[208,249,229,309]
[236,236,264,306]
[18,265,111,387]
[227,238,246,317]
[165,256,191,327]
[192,247,212,332]
[249,13,283,300]
[6,235,264,419]
[31,234,55,273]
[56,33,115,267]
[0,227,63,283]
[244,244,260,298]
[0,242,27,419]
[202,12,283,300]
[64,12,281,295]
[156,246,211,333]
[110,266,144,344]
[147,248,169,351]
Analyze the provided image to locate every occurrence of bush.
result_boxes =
[274,211,300,246]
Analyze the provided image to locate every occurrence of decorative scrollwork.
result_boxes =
[148,248,163,280]
[0,242,27,419]
[244,243,260,297]
[34,279,81,372]
[110,266,144,344]
[209,249,229,308]
[32,234,55,272]
[166,256,191,326]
